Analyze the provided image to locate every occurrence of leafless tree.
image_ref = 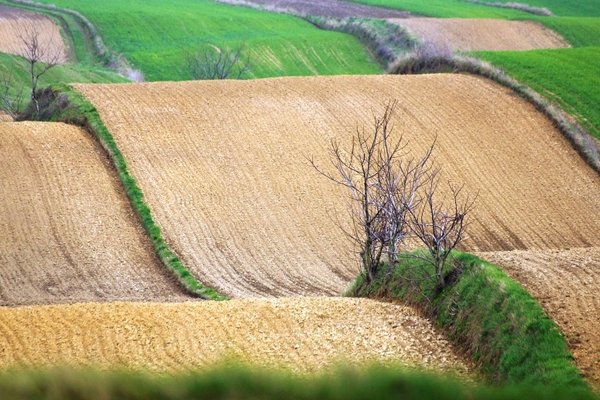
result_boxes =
[187,44,250,80]
[0,72,25,120]
[17,25,62,115]
[310,101,436,283]
[408,175,476,290]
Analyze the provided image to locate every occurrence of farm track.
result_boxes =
[75,74,600,299]
[480,247,600,387]
[218,0,409,18]
[388,18,569,51]
[0,5,68,63]
[0,298,470,374]
[0,122,189,305]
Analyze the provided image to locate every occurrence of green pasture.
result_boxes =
[30,0,381,81]
[476,47,600,139]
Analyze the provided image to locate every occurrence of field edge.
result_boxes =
[19,85,227,301]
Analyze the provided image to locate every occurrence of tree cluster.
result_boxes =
[311,100,476,290]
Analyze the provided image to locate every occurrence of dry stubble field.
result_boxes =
[0,5,68,63]
[0,122,188,305]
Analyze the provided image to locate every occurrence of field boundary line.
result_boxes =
[389,54,600,174]
[19,85,228,301]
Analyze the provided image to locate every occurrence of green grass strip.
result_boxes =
[21,85,227,300]
[0,363,597,400]
[348,251,589,390]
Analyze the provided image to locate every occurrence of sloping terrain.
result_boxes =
[75,74,600,298]
[0,122,188,305]
[388,18,569,51]
[0,298,469,373]
[481,247,600,386]
[0,5,68,63]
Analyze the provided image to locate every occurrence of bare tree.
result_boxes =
[309,101,435,283]
[311,100,474,289]
[17,25,62,115]
[0,72,25,120]
[408,175,476,290]
[187,44,250,80]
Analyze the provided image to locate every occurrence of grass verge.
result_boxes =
[0,363,596,400]
[17,86,227,300]
[389,53,600,173]
[347,251,588,390]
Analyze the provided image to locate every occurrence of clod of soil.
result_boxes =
[480,247,600,389]
[75,74,600,298]
[388,18,570,51]
[0,122,189,305]
[0,298,470,374]
[0,5,68,64]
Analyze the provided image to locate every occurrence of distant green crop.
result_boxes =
[31,0,381,81]
[476,47,600,139]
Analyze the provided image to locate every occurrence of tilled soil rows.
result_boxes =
[0,298,470,374]
[75,74,600,299]
[388,18,569,52]
[0,5,68,64]
[0,122,189,305]
[480,247,600,388]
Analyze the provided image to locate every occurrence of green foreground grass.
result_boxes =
[476,47,600,139]
[30,0,381,80]
[0,364,597,400]
[20,86,226,300]
[349,251,588,390]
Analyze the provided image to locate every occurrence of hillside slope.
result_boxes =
[75,74,600,298]
[0,122,188,305]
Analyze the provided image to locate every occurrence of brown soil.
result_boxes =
[388,18,569,51]
[75,74,600,298]
[218,0,410,18]
[0,122,189,305]
[0,5,68,63]
[0,298,470,374]
[480,247,600,388]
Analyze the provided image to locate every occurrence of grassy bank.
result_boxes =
[0,364,596,400]
[30,0,381,80]
[348,251,588,390]
[18,86,226,300]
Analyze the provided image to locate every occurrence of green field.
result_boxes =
[29,0,381,81]
[476,47,600,139]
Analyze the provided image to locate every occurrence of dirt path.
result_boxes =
[0,298,470,374]
[75,74,600,298]
[480,247,600,388]
[388,18,569,51]
[0,122,189,305]
[0,5,68,63]
[218,0,409,17]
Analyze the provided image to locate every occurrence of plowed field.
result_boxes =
[0,298,469,374]
[75,74,600,298]
[0,122,188,305]
[0,5,68,64]
[481,247,600,387]
[388,18,569,51]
